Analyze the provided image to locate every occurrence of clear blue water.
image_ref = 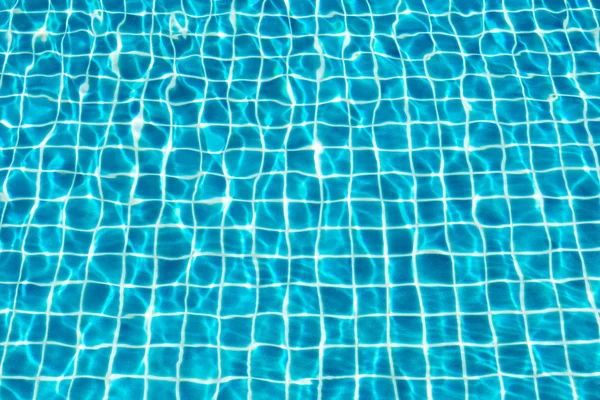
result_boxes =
[0,0,600,398]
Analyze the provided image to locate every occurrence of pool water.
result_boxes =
[1,0,600,398]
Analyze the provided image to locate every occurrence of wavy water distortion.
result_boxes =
[0,0,599,399]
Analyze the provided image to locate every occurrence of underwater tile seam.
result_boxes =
[0,0,600,399]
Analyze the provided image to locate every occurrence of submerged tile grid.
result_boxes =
[0,0,599,398]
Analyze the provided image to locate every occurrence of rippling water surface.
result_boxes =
[0,0,600,398]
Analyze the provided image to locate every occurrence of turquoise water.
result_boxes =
[1,0,600,398]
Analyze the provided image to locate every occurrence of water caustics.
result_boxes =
[0,0,599,399]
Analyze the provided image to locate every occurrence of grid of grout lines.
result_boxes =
[0,0,600,398]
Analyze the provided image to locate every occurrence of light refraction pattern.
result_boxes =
[0,0,600,398]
